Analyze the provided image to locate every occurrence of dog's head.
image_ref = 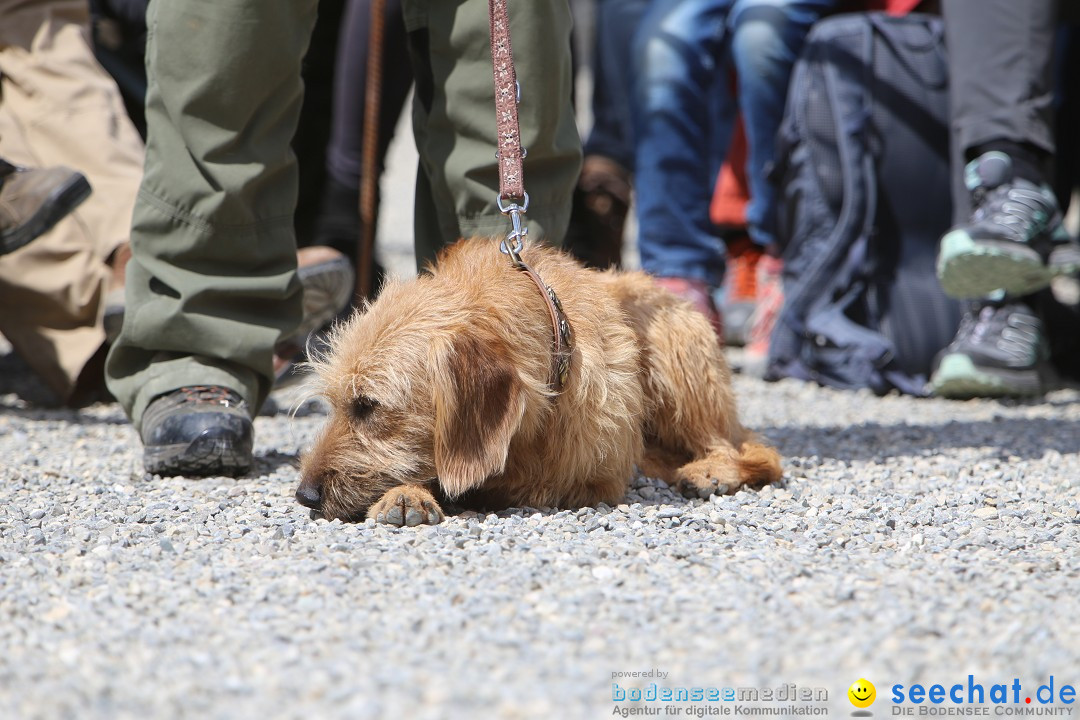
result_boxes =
[295,278,529,521]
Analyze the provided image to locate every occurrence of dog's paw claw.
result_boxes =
[369,486,445,527]
[675,477,718,500]
[674,463,739,500]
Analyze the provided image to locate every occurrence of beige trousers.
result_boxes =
[0,0,143,403]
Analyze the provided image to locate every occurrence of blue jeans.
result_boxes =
[585,0,651,171]
[632,0,836,286]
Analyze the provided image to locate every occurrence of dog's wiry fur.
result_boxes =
[298,237,781,524]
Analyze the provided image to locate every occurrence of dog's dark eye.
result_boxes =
[352,396,379,421]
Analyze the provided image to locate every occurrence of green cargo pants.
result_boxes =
[405,0,583,268]
[106,0,582,429]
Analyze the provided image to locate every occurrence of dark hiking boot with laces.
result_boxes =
[141,386,253,477]
[0,161,92,255]
[937,152,1080,299]
[929,301,1048,398]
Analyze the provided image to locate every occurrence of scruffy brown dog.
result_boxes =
[296,237,781,525]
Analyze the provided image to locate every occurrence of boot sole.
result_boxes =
[144,428,252,477]
[930,353,1042,399]
[0,173,92,255]
[936,229,1078,299]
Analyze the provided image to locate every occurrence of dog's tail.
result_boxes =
[736,441,783,487]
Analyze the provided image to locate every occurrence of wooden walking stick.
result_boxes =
[356,0,387,304]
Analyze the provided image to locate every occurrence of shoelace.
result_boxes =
[178,386,241,407]
[997,314,1040,360]
[973,184,1053,241]
[965,306,1039,363]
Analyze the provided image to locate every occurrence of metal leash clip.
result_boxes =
[497,191,530,263]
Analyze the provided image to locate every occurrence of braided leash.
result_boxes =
[488,0,572,392]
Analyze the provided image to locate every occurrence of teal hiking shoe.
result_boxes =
[936,152,1080,299]
[929,301,1048,399]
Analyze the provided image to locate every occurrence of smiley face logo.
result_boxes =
[848,679,876,708]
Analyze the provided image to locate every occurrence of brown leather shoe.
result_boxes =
[0,160,92,256]
[563,155,632,269]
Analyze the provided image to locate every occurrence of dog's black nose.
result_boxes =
[295,481,322,509]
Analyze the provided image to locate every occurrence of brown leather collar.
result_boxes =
[512,256,572,393]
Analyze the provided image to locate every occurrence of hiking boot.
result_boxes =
[141,386,253,477]
[0,161,92,255]
[937,151,1080,298]
[929,301,1047,398]
[654,276,723,342]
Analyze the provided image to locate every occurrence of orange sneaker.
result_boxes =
[721,234,763,346]
[743,253,784,376]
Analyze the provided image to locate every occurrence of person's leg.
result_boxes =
[562,0,650,270]
[631,0,735,289]
[946,0,1056,182]
[584,0,651,171]
[403,0,582,270]
[292,0,348,246]
[105,0,317,461]
[326,0,411,196]
[1052,23,1080,214]
[729,0,836,250]
[313,0,412,264]
[937,0,1079,299]
[87,0,150,137]
[931,0,1069,397]
[0,0,141,403]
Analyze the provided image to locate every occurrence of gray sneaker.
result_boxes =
[929,301,1048,398]
[936,152,1080,299]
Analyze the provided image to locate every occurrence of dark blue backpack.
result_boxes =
[767,12,962,395]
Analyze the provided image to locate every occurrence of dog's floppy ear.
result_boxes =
[432,332,526,498]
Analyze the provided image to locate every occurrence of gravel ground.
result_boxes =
[3,57,1079,719]
[2,339,1078,720]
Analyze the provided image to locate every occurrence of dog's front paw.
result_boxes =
[367,485,445,526]
[674,459,741,499]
